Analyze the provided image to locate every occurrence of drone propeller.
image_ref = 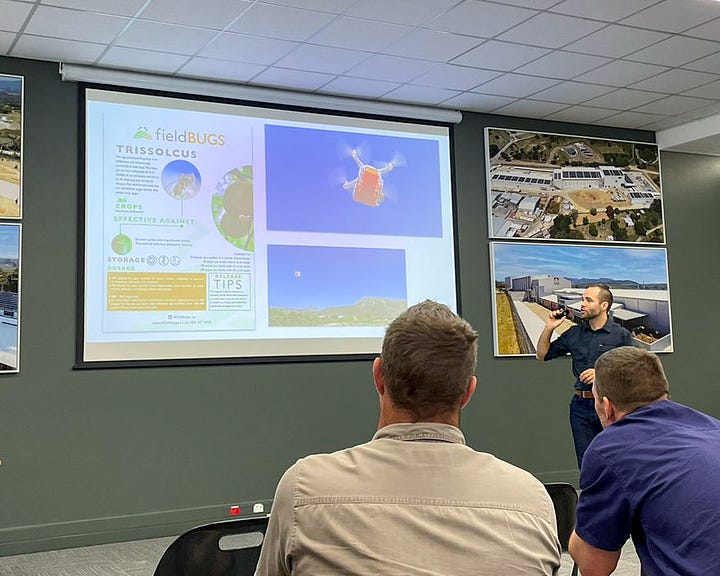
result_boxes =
[390,150,407,168]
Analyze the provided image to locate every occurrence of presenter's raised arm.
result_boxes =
[536,312,565,360]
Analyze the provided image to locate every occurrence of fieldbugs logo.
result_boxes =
[131,126,225,146]
[155,128,225,146]
[133,126,153,140]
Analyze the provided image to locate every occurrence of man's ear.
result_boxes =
[460,376,477,409]
[602,396,617,423]
[372,357,385,397]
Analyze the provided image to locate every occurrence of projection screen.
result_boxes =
[81,88,457,365]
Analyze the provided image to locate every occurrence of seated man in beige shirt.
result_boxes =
[255,300,561,576]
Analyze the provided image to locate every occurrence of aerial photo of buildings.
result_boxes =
[486,128,663,244]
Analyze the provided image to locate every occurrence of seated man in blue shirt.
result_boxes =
[569,346,720,576]
[536,284,633,468]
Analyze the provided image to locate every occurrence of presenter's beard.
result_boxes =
[581,309,601,320]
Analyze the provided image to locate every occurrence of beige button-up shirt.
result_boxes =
[256,422,561,575]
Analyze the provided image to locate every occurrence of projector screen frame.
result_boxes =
[75,83,461,369]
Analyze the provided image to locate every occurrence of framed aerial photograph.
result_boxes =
[490,241,672,357]
[0,223,20,373]
[0,74,22,218]
[485,128,664,244]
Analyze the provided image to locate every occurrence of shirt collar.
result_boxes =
[582,317,611,333]
[372,422,466,445]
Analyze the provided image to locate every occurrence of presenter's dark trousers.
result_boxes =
[569,395,603,469]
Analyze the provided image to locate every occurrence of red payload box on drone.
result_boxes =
[343,149,394,207]
[353,166,383,207]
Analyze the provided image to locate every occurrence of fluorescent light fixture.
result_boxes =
[59,63,463,124]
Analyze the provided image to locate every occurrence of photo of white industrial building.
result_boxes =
[491,242,672,357]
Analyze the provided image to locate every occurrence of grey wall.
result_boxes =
[0,55,718,555]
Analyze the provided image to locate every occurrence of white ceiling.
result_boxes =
[3,0,720,152]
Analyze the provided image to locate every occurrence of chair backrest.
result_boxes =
[154,515,269,576]
[544,482,578,552]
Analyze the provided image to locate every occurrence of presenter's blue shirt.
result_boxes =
[544,317,633,390]
[576,400,720,576]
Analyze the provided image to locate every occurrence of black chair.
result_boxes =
[154,515,269,576]
[544,482,579,576]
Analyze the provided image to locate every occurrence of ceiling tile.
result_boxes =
[426,0,538,38]
[493,99,569,118]
[411,64,501,91]
[584,88,665,110]
[40,0,146,17]
[514,51,611,80]
[498,13,606,49]
[563,25,668,59]
[545,105,617,123]
[140,0,251,29]
[0,0,32,32]
[600,110,667,128]
[309,16,412,52]
[627,36,720,67]
[12,35,105,63]
[549,0,659,22]
[347,55,436,82]
[620,0,720,33]
[99,47,189,73]
[643,116,690,130]
[320,76,400,99]
[382,29,481,62]
[530,81,616,104]
[252,67,335,91]
[229,4,334,41]
[200,33,297,65]
[631,68,719,93]
[684,16,720,41]
[347,0,459,26]
[574,60,668,87]
[25,5,129,43]
[492,0,559,8]
[262,0,356,12]
[0,31,14,52]
[682,79,720,100]
[276,44,369,75]
[676,100,720,119]
[440,92,516,112]
[383,84,461,105]
[471,73,559,98]
[117,21,218,56]
[634,94,713,115]
[178,57,266,82]
[682,52,720,74]
[452,40,550,71]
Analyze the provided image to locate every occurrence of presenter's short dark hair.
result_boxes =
[381,300,477,419]
[589,283,613,309]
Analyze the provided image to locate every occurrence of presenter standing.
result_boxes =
[536,284,633,467]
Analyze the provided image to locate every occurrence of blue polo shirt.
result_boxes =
[576,400,720,576]
[544,317,633,390]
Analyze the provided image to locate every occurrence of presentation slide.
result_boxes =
[83,89,457,364]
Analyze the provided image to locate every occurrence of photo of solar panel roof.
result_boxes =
[485,128,664,244]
